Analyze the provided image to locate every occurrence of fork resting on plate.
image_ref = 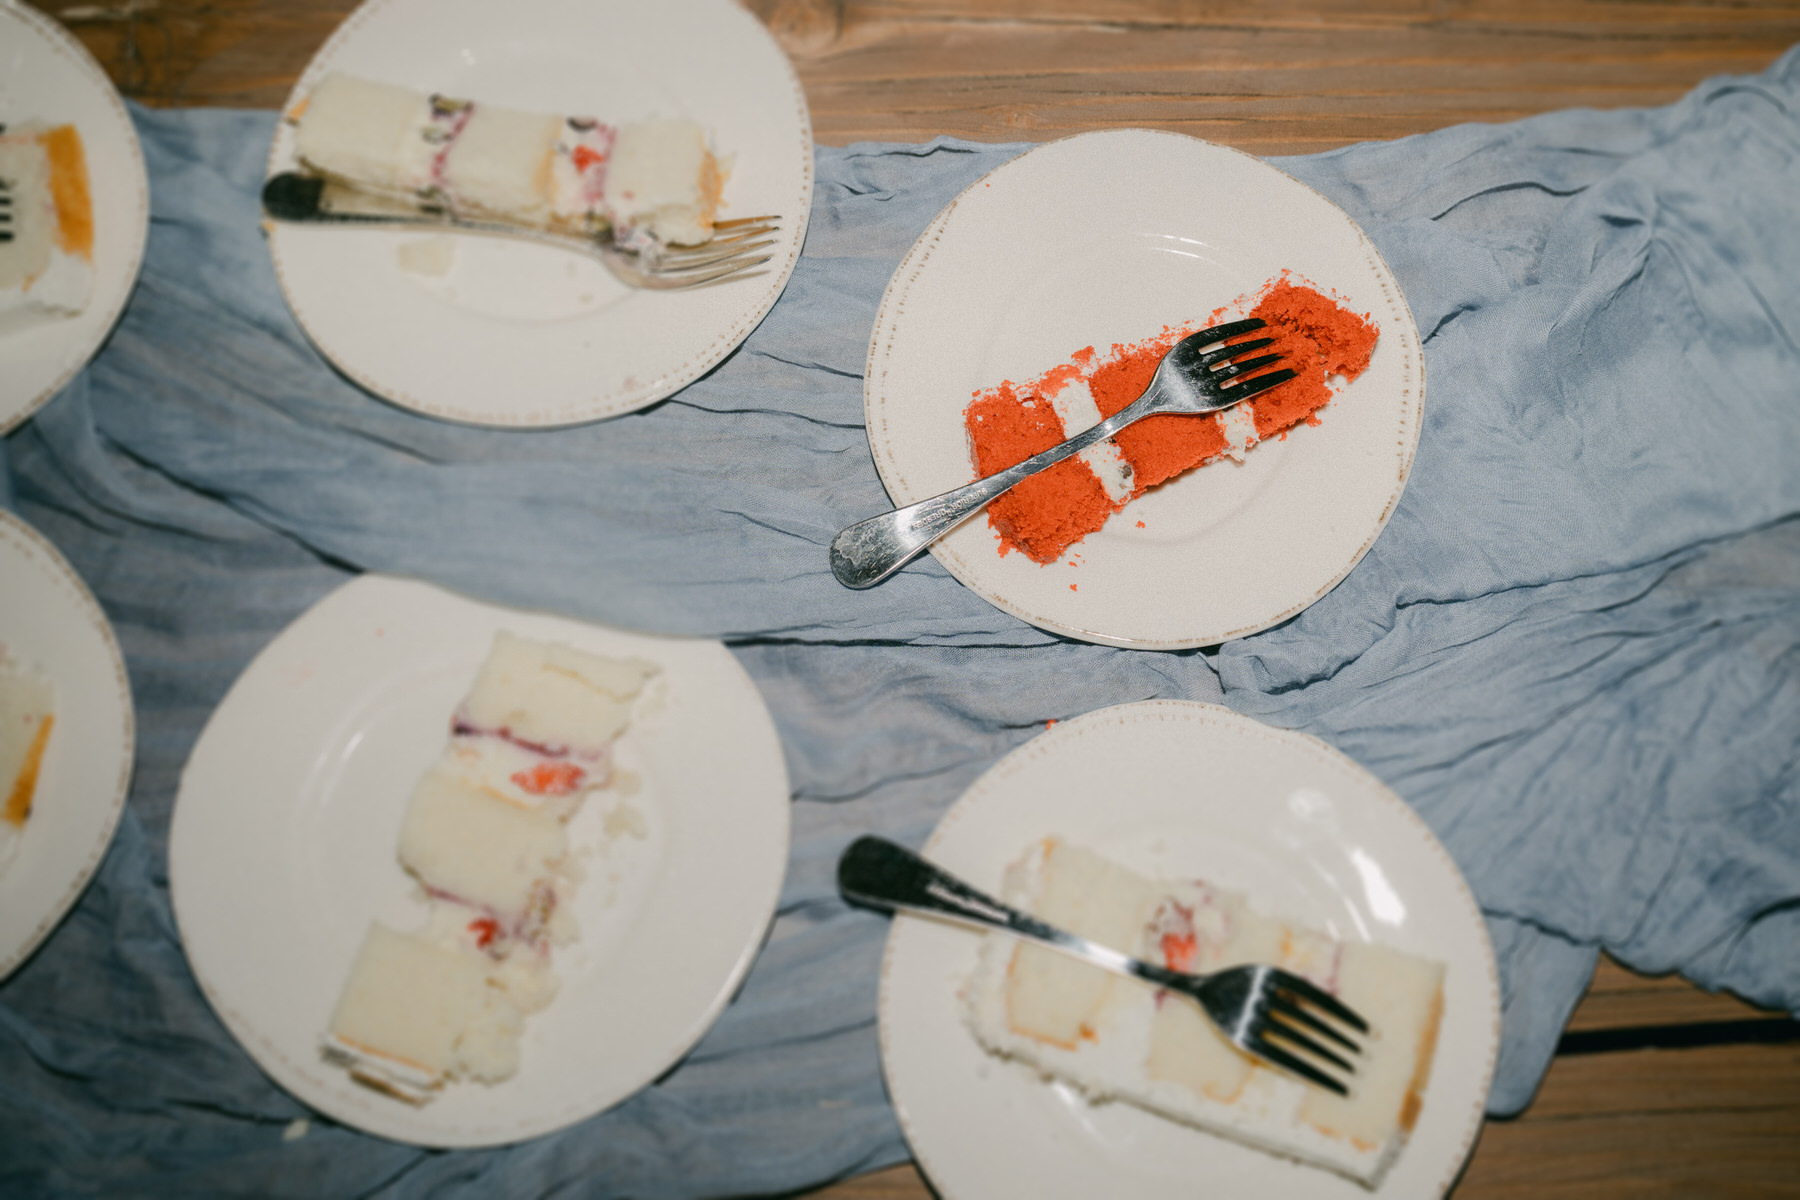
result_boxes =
[837,835,1367,1095]
[828,317,1297,589]
[261,171,779,290]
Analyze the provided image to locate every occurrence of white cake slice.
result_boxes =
[322,633,658,1101]
[0,122,93,337]
[965,838,1444,1188]
[290,73,725,246]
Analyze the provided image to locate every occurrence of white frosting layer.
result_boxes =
[1044,376,1135,503]
[1218,402,1260,462]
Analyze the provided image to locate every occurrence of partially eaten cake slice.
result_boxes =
[323,632,658,1103]
[964,838,1444,1188]
[964,276,1379,564]
[288,73,725,248]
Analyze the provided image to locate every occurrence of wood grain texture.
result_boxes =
[1572,956,1781,1033]
[37,0,1800,152]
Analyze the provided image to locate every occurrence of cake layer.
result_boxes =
[456,631,656,754]
[0,122,94,336]
[963,276,1380,563]
[291,73,724,246]
[324,923,525,1104]
[396,769,569,932]
[965,837,1444,1188]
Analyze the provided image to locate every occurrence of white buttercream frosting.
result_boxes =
[1045,376,1135,502]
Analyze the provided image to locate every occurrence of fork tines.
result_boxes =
[1210,343,1296,400]
[0,178,11,244]
[1250,968,1369,1096]
[646,215,779,285]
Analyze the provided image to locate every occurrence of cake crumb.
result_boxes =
[397,236,456,277]
[282,1118,309,1142]
[604,800,648,840]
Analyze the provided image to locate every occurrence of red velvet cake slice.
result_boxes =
[963,276,1379,564]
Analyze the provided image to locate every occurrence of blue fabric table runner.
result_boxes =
[2,47,1797,1198]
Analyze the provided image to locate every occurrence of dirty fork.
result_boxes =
[827,317,1295,589]
[260,171,779,290]
[837,835,1367,1095]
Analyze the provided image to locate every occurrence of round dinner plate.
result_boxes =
[0,510,135,981]
[169,575,791,1147]
[266,0,813,427]
[864,130,1424,648]
[879,700,1497,1200]
[0,1,149,434]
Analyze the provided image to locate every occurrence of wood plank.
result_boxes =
[34,1,1800,152]
[1571,956,1782,1033]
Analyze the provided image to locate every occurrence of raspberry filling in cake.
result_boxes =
[964,275,1379,564]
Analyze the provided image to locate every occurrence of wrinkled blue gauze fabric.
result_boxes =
[3,46,1799,1197]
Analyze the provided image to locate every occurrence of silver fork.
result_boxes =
[829,317,1296,588]
[838,835,1367,1095]
[260,171,779,290]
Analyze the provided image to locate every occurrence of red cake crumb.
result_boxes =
[963,274,1378,564]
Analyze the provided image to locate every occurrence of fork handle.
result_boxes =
[828,388,1162,589]
[838,836,1182,989]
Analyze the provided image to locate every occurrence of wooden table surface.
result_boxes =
[28,0,1800,1195]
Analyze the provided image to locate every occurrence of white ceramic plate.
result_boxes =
[0,510,135,980]
[880,700,1497,1200]
[169,575,791,1146]
[864,130,1423,648]
[0,1,149,434]
[266,0,813,427]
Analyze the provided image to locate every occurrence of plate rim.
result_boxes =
[262,0,815,428]
[862,128,1425,649]
[0,508,136,981]
[876,698,1498,1200]
[167,572,792,1147]
[0,0,151,436]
